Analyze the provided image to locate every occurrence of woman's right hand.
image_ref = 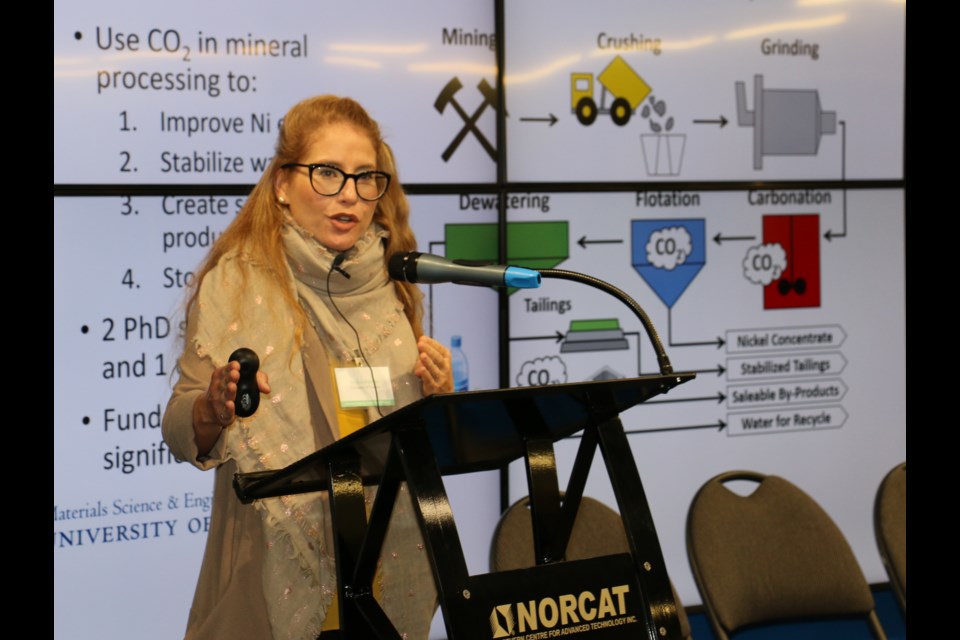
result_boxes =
[192,361,270,456]
[206,360,242,427]
[207,359,273,423]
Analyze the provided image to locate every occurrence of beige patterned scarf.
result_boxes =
[192,222,423,639]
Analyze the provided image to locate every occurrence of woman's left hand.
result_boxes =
[414,336,453,395]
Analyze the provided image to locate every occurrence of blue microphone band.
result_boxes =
[504,266,542,289]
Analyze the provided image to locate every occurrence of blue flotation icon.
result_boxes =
[631,219,706,308]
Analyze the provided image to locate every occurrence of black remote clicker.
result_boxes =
[228,348,260,417]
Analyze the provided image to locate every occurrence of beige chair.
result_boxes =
[874,462,906,613]
[491,494,692,640]
[686,470,887,640]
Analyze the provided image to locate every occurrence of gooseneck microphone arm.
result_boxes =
[386,252,673,374]
[537,268,674,375]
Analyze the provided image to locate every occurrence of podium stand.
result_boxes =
[234,372,694,640]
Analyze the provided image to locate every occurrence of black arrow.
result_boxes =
[826,120,849,241]
[693,115,728,128]
[645,391,726,405]
[509,331,565,343]
[713,232,756,245]
[666,309,726,349]
[569,419,726,438]
[669,336,725,349]
[623,420,727,435]
[520,114,558,126]
[824,228,847,241]
[577,236,624,249]
[689,364,726,377]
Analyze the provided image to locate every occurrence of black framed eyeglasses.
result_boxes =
[281,163,391,201]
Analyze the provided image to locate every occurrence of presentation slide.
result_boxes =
[53,193,503,638]
[504,0,904,182]
[503,187,906,605]
[54,0,499,185]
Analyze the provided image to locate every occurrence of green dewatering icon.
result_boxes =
[443,221,570,294]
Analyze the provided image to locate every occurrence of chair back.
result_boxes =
[874,462,906,613]
[686,470,887,640]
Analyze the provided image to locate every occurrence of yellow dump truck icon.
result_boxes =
[571,56,652,126]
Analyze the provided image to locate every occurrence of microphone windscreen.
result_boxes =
[388,252,417,281]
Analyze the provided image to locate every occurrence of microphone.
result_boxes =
[388,252,541,289]
[331,253,351,278]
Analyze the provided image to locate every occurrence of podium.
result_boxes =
[234,372,695,640]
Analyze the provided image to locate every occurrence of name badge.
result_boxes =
[334,366,396,408]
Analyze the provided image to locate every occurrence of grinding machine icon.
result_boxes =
[736,74,836,170]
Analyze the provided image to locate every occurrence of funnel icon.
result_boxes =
[640,134,686,176]
[631,219,706,308]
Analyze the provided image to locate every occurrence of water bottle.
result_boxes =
[450,335,469,392]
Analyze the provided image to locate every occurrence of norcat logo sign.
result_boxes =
[489,584,631,638]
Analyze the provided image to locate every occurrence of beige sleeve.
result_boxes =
[162,307,228,469]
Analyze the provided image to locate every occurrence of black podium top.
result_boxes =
[234,372,694,503]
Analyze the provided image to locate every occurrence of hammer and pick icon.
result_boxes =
[435,77,499,162]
